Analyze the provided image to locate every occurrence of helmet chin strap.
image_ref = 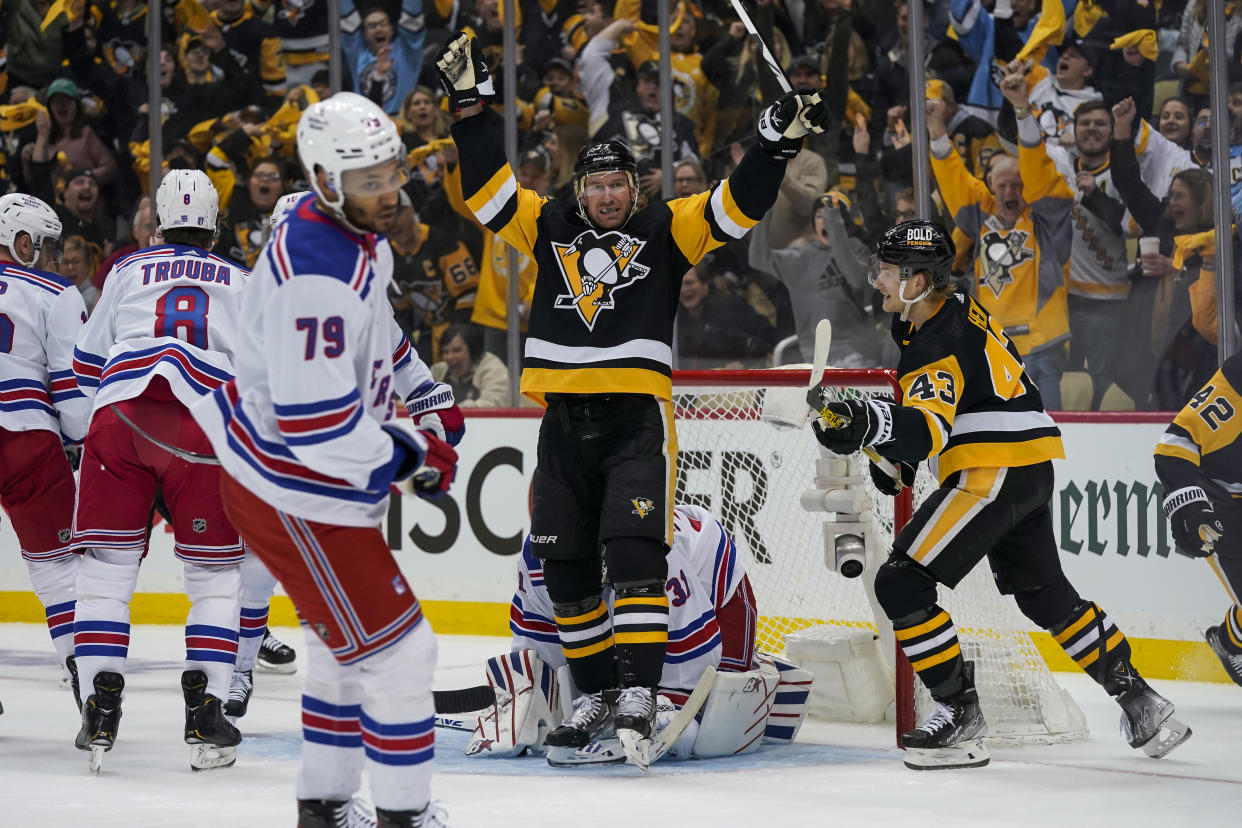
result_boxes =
[312,171,371,237]
[897,275,931,322]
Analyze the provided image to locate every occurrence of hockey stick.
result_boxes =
[729,0,792,94]
[805,320,902,481]
[619,665,717,772]
[434,685,496,714]
[112,405,221,465]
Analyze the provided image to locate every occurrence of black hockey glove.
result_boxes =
[808,394,894,456]
[435,31,494,112]
[1163,485,1225,558]
[756,89,830,160]
[869,458,916,497]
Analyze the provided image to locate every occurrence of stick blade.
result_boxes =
[808,318,833,390]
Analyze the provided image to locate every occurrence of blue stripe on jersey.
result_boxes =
[0,265,72,294]
[99,342,232,396]
[273,389,362,416]
[665,633,721,664]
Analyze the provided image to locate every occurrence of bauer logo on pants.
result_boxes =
[551,230,650,330]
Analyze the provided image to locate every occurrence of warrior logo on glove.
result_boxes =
[552,231,651,329]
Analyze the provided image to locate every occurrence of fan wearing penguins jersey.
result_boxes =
[1154,353,1242,688]
[810,220,1190,770]
[435,29,828,763]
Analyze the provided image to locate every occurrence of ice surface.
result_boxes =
[1,624,1238,826]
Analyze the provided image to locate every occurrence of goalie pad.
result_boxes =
[691,662,781,757]
[464,650,560,758]
[760,654,814,745]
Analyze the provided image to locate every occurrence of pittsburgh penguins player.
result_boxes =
[436,30,827,766]
[1155,353,1242,687]
[811,220,1191,769]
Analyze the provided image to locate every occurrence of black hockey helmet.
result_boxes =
[572,140,640,227]
[872,219,956,289]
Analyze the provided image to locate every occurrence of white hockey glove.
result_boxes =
[435,31,495,113]
[406,381,465,446]
[1163,485,1224,558]
[756,89,830,160]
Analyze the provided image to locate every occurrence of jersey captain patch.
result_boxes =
[979,229,1034,299]
[551,230,651,330]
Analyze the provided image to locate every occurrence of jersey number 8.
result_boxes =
[154,286,210,349]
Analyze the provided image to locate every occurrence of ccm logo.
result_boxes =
[530,535,558,544]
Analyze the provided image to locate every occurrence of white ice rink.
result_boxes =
[1,623,1238,827]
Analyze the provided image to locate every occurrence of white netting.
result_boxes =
[672,374,1087,745]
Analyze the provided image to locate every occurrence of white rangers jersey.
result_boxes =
[192,197,434,527]
[1046,145,1130,300]
[511,504,749,692]
[0,263,90,442]
[72,245,248,414]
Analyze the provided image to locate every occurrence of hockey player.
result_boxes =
[471,503,810,766]
[1154,353,1242,687]
[437,29,827,765]
[0,193,89,692]
[811,220,1191,769]
[70,170,246,772]
[192,91,460,828]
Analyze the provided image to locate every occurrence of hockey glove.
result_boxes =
[808,396,894,456]
[1163,485,1225,558]
[406,381,465,446]
[383,423,459,498]
[435,31,495,113]
[870,458,916,497]
[756,89,831,160]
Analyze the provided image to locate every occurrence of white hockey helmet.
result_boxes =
[297,91,407,232]
[270,190,310,229]
[0,192,63,268]
[156,169,220,236]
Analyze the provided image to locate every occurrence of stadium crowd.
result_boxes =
[1,0,1238,410]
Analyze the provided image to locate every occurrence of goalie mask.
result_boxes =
[870,219,955,321]
[573,140,639,229]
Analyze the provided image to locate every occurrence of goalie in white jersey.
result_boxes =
[192,92,462,828]
[462,504,812,766]
[0,193,88,692]
[70,170,246,771]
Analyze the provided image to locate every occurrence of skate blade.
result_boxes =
[903,739,990,771]
[190,744,238,771]
[255,660,296,675]
[545,737,627,767]
[88,745,107,773]
[1141,716,1192,759]
[617,728,653,772]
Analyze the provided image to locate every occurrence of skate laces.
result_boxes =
[228,671,253,703]
[617,686,654,719]
[916,704,954,734]
[564,692,608,729]
[262,630,290,654]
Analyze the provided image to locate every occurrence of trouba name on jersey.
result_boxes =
[139,258,234,286]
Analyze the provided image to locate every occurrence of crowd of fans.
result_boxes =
[1,0,1238,410]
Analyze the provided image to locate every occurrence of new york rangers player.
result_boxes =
[0,193,89,692]
[71,170,245,772]
[193,92,461,828]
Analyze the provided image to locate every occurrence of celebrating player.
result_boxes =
[192,92,460,828]
[0,194,88,693]
[1155,353,1242,687]
[70,171,245,772]
[438,29,827,766]
[810,221,1191,769]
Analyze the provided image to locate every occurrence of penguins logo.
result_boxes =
[552,230,650,329]
[979,229,1034,299]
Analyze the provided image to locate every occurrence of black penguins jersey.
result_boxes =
[1154,353,1242,498]
[885,292,1065,483]
[450,107,786,405]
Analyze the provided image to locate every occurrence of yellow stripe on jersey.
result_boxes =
[910,641,962,672]
[1170,370,1242,460]
[938,435,1065,483]
[520,367,672,407]
[465,166,518,225]
[661,398,677,548]
[669,179,759,264]
[900,354,965,432]
[1153,439,1201,466]
[907,468,1003,565]
[894,609,952,641]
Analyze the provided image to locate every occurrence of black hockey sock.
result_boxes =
[1050,600,1132,687]
[893,605,965,702]
[612,579,668,688]
[553,595,615,694]
[1221,605,1242,653]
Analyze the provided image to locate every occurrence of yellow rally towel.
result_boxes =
[1015,0,1067,67]
[1073,0,1106,38]
[1172,229,1216,271]
[1111,29,1158,62]
[0,100,47,132]
[41,0,82,31]
[173,0,213,33]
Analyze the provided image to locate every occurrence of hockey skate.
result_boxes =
[545,691,614,765]
[75,671,124,773]
[257,629,297,674]
[1204,623,1242,687]
[224,669,253,719]
[901,664,989,770]
[182,669,242,770]
[296,797,401,828]
[374,801,451,828]
[1108,661,1192,758]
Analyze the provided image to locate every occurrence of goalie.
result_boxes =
[455,504,812,767]
[809,220,1190,769]
[1154,352,1242,688]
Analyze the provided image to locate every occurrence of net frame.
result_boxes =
[671,368,1087,747]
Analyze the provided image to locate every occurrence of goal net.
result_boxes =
[671,368,1087,746]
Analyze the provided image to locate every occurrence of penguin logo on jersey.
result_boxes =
[631,497,655,519]
[552,230,651,329]
[980,229,1034,299]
